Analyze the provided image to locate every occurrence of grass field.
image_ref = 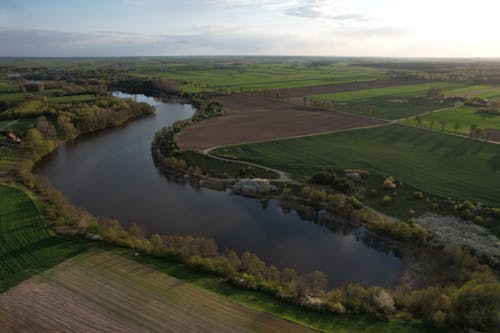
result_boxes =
[444,85,500,99]
[132,61,387,92]
[311,82,457,102]
[309,82,464,119]
[181,150,279,179]
[0,118,36,136]
[214,124,500,206]
[0,184,88,292]
[406,105,500,139]
[48,94,97,103]
[0,248,431,333]
[335,97,455,120]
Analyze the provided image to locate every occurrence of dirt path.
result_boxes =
[201,147,293,182]
[0,249,317,333]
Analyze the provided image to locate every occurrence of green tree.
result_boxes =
[470,124,477,137]
[240,251,266,278]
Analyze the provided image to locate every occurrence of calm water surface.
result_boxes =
[36,92,403,287]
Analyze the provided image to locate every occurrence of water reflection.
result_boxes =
[35,92,403,287]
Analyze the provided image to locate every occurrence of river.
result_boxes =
[36,92,403,287]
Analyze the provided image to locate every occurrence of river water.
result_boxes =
[36,92,403,287]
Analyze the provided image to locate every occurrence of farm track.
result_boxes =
[195,100,479,185]
[0,249,317,333]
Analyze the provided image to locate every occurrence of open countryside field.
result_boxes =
[0,248,430,333]
[443,85,500,99]
[176,94,385,149]
[0,184,88,292]
[214,124,500,206]
[129,61,388,93]
[309,82,464,120]
[311,82,458,102]
[0,249,315,333]
[271,78,426,98]
[406,105,500,141]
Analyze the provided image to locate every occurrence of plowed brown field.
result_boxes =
[177,94,385,149]
[0,249,316,333]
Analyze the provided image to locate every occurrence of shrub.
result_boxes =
[383,177,397,189]
[382,195,392,205]
[413,191,424,200]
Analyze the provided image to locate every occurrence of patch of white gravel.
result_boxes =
[417,213,500,266]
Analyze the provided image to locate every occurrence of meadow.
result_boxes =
[0,184,88,292]
[131,61,388,92]
[181,150,279,179]
[214,124,500,206]
[308,82,499,120]
[406,105,500,139]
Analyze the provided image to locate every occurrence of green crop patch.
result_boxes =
[214,125,500,206]
[406,105,500,139]
[0,184,88,292]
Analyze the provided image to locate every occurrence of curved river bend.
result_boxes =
[36,92,402,287]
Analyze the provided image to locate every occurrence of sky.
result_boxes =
[0,0,499,57]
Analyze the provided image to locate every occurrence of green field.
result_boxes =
[181,150,279,179]
[311,82,457,102]
[214,124,500,206]
[444,85,500,99]
[49,94,97,103]
[406,105,500,137]
[310,82,464,119]
[0,118,36,135]
[0,184,88,291]
[335,97,455,120]
[132,61,387,92]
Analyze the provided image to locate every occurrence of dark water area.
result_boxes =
[36,92,403,287]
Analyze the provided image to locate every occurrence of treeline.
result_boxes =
[377,62,500,84]
[113,78,181,96]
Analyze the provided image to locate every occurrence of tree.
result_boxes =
[36,116,56,139]
[303,96,307,105]
[240,251,266,278]
[150,234,163,253]
[128,223,145,238]
[299,270,327,297]
[416,116,422,127]
[264,265,280,284]
[474,127,482,138]
[427,87,444,100]
[470,124,477,137]
[56,115,78,139]
[448,279,500,332]
[439,119,446,132]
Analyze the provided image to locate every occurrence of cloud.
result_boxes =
[284,0,372,22]
[0,28,318,56]
[339,26,409,39]
[284,0,323,18]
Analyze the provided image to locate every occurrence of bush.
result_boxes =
[382,195,392,205]
[383,177,397,189]
[413,191,424,200]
